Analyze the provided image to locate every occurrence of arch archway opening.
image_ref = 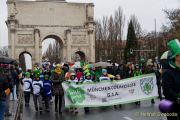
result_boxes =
[19,52,32,71]
[42,35,63,64]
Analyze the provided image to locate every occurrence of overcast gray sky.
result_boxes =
[0,0,180,47]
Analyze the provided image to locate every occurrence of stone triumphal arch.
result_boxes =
[6,0,95,64]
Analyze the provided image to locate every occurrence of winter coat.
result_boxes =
[0,73,9,101]
[43,80,52,97]
[162,66,180,102]
[51,71,65,96]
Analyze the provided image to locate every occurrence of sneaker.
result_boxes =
[151,99,155,104]
[135,101,140,105]
[35,107,38,112]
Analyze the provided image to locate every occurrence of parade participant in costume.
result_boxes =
[67,73,78,83]
[114,74,122,109]
[43,74,52,112]
[83,73,93,83]
[68,73,79,114]
[99,69,111,81]
[133,64,142,77]
[94,67,102,82]
[83,73,93,113]
[22,72,32,107]
[162,39,180,120]
[51,64,65,114]
[133,64,142,105]
[76,68,83,81]
[32,75,43,112]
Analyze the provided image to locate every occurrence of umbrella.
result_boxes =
[94,62,112,67]
[0,56,16,64]
[160,51,169,60]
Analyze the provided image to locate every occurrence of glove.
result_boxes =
[5,88,11,96]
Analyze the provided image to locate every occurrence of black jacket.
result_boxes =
[162,67,180,102]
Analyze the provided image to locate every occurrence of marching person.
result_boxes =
[83,73,93,113]
[43,74,52,112]
[9,65,18,101]
[51,64,65,114]
[162,39,180,120]
[22,72,32,107]
[68,72,79,114]
[32,75,43,112]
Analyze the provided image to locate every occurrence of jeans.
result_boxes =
[0,100,6,120]
[5,95,10,115]
[33,95,42,110]
[44,96,51,109]
[10,85,17,101]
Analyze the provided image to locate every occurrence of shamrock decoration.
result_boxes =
[67,87,85,104]
[143,83,152,94]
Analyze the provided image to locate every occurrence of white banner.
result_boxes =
[62,73,158,108]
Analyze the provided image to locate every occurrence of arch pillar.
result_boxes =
[66,29,72,62]
[34,29,40,63]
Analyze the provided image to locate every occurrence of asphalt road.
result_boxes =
[22,97,167,120]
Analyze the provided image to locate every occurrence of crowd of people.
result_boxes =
[0,39,180,120]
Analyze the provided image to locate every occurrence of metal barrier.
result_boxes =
[14,85,24,120]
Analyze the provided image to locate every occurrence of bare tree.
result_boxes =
[114,6,125,40]
[102,16,109,41]
[163,9,180,38]
[130,15,142,38]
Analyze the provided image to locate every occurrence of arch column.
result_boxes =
[34,29,40,63]
[10,29,16,58]
[88,29,95,63]
[66,29,72,62]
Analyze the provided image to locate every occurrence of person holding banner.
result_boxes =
[99,69,111,81]
[51,64,65,114]
[162,39,180,120]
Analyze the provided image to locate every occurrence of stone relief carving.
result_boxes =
[72,35,86,44]
[18,34,33,45]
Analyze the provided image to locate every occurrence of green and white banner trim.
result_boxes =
[62,73,158,108]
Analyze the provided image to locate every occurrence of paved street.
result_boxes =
[22,97,167,120]
[5,101,18,120]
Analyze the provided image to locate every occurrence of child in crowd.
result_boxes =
[43,74,52,112]
[99,69,110,81]
[68,73,78,114]
[114,74,122,109]
[32,75,43,112]
[68,73,78,83]
[22,72,33,107]
[83,73,93,83]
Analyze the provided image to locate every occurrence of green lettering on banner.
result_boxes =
[66,87,85,104]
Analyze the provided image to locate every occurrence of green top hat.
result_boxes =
[167,39,180,59]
